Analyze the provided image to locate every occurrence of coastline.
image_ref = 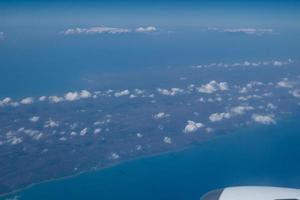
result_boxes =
[1,114,299,199]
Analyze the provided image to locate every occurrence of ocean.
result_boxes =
[2,116,300,200]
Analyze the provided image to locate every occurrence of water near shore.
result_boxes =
[2,116,300,200]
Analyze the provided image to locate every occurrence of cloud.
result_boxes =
[9,136,23,145]
[276,78,293,88]
[209,112,231,122]
[290,89,300,98]
[114,89,130,97]
[230,105,254,115]
[197,80,229,94]
[29,116,40,122]
[20,97,34,105]
[192,59,293,69]
[64,90,91,101]
[208,27,274,36]
[135,26,157,32]
[154,112,170,119]
[63,26,157,36]
[0,97,11,106]
[209,105,254,122]
[80,128,88,136]
[44,119,59,128]
[163,136,172,144]
[80,90,92,98]
[48,96,64,103]
[63,27,131,35]
[39,96,47,101]
[94,128,101,134]
[183,120,204,133]
[65,92,80,101]
[157,88,184,96]
[111,152,120,160]
[136,133,143,138]
[0,32,4,39]
[252,114,276,125]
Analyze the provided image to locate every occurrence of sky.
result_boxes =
[0,0,299,98]
[1,0,300,27]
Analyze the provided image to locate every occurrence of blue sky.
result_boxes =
[1,0,300,27]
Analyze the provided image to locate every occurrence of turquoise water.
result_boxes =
[2,117,300,200]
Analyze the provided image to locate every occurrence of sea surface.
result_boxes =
[2,116,300,200]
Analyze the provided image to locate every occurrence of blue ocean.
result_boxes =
[2,116,300,200]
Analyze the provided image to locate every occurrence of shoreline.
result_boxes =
[0,142,203,198]
[1,115,297,199]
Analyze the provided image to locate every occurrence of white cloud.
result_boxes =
[277,78,293,88]
[252,114,276,125]
[80,128,88,136]
[94,128,101,134]
[20,97,34,105]
[154,112,170,119]
[64,90,91,101]
[0,97,11,106]
[192,59,292,69]
[157,88,184,96]
[209,27,274,36]
[183,120,204,133]
[136,133,143,138]
[0,32,4,39]
[44,119,59,128]
[63,27,131,35]
[114,89,130,97]
[209,112,231,122]
[80,90,92,98]
[163,136,172,144]
[9,136,23,145]
[48,96,64,103]
[230,105,254,115]
[135,26,157,32]
[197,80,229,94]
[63,26,157,36]
[39,96,47,101]
[65,92,80,101]
[290,89,300,98]
[29,116,40,122]
[111,152,120,160]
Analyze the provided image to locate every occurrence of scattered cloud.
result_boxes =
[63,26,157,35]
[0,32,4,39]
[94,128,101,134]
[252,114,276,125]
[230,105,254,115]
[290,89,300,98]
[44,119,59,128]
[29,116,40,122]
[208,27,274,36]
[135,26,157,32]
[111,152,120,160]
[183,120,204,133]
[20,97,34,105]
[197,80,229,94]
[80,128,88,136]
[0,97,11,106]
[48,96,64,103]
[65,92,80,101]
[209,112,231,122]
[154,112,170,120]
[114,89,130,97]
[163,136,172,144]
[157,88,184,96]
[277,78,293,88]
[63,27,131,35]
[192,59,293,69]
